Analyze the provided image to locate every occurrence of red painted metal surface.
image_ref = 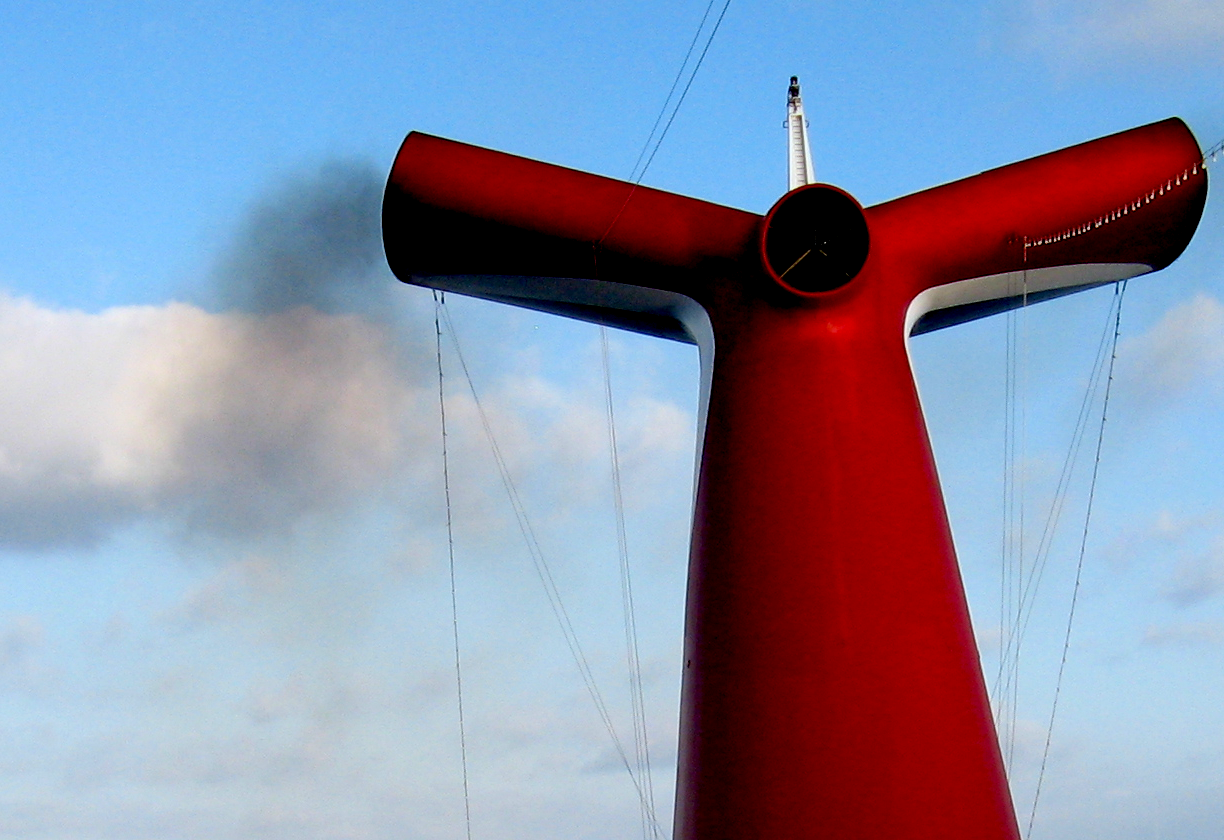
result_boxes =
[383,119,1207,839]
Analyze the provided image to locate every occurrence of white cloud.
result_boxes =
[0,614,53,696]
[1023,0,1224,65]
[1005,716,1056,771]
[1098,507,1223,571]
[0,294,417,548]
[0,615,43,673]
[469,372,695,514]
[168,554,293,628]
[1118,293,1224,404]
[1150,508,1204,541]
[1166,539,1224,604]
[1142,620,1224,644]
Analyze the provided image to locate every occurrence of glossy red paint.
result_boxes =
[383,118,1207,839]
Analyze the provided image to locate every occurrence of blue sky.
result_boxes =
[1,1,1223,838]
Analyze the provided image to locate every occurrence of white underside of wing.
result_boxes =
[905,262,1151,336]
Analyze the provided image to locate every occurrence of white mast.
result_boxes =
[786,75,815,191]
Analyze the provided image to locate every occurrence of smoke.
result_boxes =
[213,161,398,324]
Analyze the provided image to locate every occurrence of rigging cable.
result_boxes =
[992,277,1127,770]
[598,0,734,247]
[631,0,732,184]
[602,326,659,840]
[994,262,1030,768]
[995,275,1016,746]
[438,300,664,838]
[592,4,738,831]
[1025,279,1128,839]
[1009,288,1123,681]
[435,290,473,840]
[626,0,719,184]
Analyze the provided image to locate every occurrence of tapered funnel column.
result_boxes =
[383,118,1208,840]
[678,275,1016,840]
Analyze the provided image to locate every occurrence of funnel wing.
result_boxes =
[383,132,760,342]
[865,118,1208,334]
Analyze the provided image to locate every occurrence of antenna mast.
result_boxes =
[786,75,815,191]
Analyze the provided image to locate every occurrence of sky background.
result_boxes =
[1,1,1223,838]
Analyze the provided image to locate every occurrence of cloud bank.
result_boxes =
[0,294,415,548]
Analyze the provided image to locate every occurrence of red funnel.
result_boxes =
[384,118,1207,840]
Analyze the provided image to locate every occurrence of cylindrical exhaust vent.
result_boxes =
[760,184,870,295]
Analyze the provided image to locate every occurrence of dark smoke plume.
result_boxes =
[214,161,399,325]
